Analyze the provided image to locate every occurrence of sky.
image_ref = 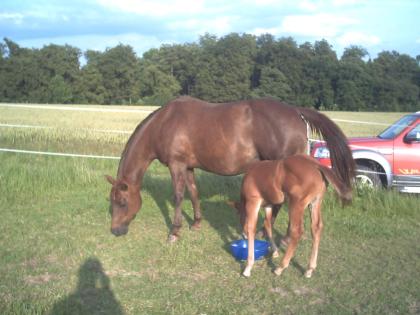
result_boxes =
[1,0,419,59]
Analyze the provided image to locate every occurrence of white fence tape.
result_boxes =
[0,103,154,114]
[0,103,395,178]
[0,123,131,134]
[0,148,120,160]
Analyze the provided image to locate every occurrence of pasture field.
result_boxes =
[0,104,419,315]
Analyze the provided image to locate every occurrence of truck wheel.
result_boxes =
[355,165,382,189]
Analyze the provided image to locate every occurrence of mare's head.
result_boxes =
[106,175,141,236]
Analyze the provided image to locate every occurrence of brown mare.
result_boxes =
[232,155,352,278]
[106,96,354,242]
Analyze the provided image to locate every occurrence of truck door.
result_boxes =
[393,123,420,191]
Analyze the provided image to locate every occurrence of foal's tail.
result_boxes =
[297,107,355,192]
[318,164,353,205]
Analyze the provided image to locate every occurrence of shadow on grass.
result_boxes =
[49,257,124,315]
[142,171,243,243]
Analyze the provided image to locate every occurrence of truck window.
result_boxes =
[406,124,420,141]
[379,115,417,139]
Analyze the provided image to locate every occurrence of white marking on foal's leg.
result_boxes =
[304,268,314,278]
[243,265,252,278]
[274,266,286,276]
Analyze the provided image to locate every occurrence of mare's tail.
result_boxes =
[318,164,353,205]
[297,107,355,192]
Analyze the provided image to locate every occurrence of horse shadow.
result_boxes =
[142,170,307,274]
[49,257,124,315]
[142,170,243,244]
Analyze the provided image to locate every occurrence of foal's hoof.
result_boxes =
[167,234,179,243]
[274,267,284,276]
[242,267,251,278]
[304,269,314,278]
[280,236,290,247]
[272,250,279,258]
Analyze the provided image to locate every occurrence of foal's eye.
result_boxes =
[119,198,128,208]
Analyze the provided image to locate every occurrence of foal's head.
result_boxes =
[228,200,247,229]
[106,176,141,236]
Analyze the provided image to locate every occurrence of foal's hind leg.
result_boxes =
[186,169,202,231]
[168,163,187,242]
[274,201,304,276]
[264,206,279,258]
[305,196,324,278]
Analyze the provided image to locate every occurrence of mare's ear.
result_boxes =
[105,175,116,185]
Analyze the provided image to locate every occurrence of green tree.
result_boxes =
[251,66,291,100]
[97,44,140,104]
[139,64,181,106]
[335,46,372,110]
[194,33,257,102]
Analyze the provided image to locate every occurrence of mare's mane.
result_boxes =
[118,107,163,176]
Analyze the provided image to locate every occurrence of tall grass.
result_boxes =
[0,105,419,314]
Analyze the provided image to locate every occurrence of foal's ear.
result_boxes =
[117,182,128,191]
[226,200,240,211]
[105,175,116,185]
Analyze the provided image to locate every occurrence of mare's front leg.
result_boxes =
[186,169,202,231]
[168,163,187,243]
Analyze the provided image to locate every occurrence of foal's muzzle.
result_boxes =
[111,225,128,236]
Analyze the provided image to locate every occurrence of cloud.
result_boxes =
[331,0,365,6]
[96,0,206,17]
[17,33,166,56]
[298,0,318,11]
[0,12,25,24]
[168,16,237,36]
[256,13,358,38]
[337,31,380,47]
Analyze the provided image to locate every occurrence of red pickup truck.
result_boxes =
[311,112,420,193]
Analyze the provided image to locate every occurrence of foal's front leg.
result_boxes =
[243,199,261,277]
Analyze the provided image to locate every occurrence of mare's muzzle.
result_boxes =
[111,225,128,237]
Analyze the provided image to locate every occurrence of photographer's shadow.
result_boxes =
[50,257,124,315]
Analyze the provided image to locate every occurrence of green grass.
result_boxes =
[1,105,419,314]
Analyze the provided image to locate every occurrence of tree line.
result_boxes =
[0,33,419,111]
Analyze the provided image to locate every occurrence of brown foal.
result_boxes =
[233,155,352,278]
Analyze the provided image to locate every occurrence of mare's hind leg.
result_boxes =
[186,169,202,231]
[168,163,187,242]
[305,196,324,278]
[274,201,305,276]
[264,206,279,258]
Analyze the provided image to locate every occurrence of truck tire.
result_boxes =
[355,165,382,189]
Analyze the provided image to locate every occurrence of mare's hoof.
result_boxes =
[256,229,265,239]
[274,267,284,276]
[167,234,179,243]
[190,222,201,231]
